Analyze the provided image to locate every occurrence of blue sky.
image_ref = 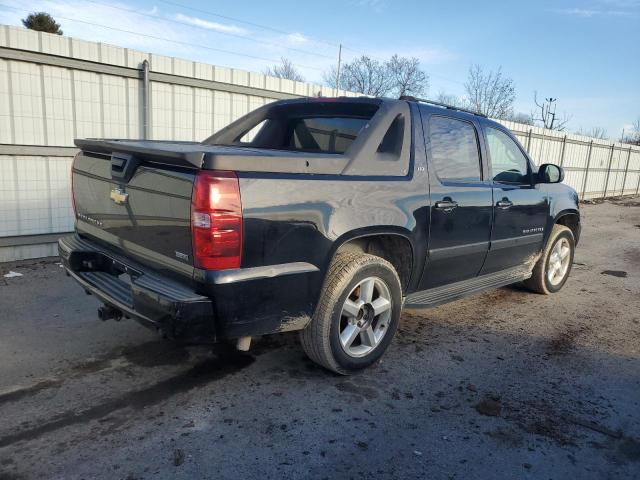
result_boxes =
[1,0,638,137]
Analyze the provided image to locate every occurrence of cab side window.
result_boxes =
[485,127,530,184]
[429,116,482,182]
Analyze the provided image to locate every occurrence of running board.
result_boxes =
[405,267,532,308]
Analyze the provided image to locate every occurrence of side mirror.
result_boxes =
[537,163,564,184]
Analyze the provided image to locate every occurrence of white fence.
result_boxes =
[1,25,639,262]
[498,120,640,201]
[0,25,355,261]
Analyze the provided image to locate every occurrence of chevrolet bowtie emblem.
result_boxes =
[110,187,128,205]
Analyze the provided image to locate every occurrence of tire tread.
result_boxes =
[300,252,399,374]
[524,224,573,294]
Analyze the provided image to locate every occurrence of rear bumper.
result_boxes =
[59,234,322,339]
[59,235,215,339]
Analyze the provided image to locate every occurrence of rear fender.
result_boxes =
[323,227,417,293]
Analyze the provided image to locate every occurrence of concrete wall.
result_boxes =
[1,25,639,262]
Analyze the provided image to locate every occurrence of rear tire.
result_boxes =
[300,252,402,375]
[524,224,575,294]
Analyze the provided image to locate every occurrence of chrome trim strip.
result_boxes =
[428,241,489,261]
[490,233,544,250]
[204,262,320,285]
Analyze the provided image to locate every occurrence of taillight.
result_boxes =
[191,171,242,270]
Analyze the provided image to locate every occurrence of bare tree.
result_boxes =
[504,111,534,126]
[433,90,532,125]
[326,55,392,96]
[323,54,428,97]
[621,118,640,145]
[532,92,572,131]
[322,65,340,89]
[631,118,640,145]
[434,91,466,107]
[464,64,515,118]
[264,57,304,82]
[576,127,608,139]
[386,55,428,97]
[22,12,62,35]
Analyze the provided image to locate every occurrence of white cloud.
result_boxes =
[0,0,337,81]
[599,0,640,7]
[557,0,639,17]
[350,0,388,12]
[559,8,600,17]
[557,7,632,16]
[0,0,198,51]
[173,13,247,35]
[286,32,309,44]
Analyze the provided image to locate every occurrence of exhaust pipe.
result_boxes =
[236,336,251,351]
[98,305,122,322]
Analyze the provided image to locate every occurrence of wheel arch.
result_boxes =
[553,209,581,245]
[325,227,416,294]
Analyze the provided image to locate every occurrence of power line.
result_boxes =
[1,2,466,89]
[156,0,339,48]
[83,0,335,60]
[0,3,325,71]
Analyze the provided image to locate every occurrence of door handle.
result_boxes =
[497,199,513,209]
[435,200,458,212]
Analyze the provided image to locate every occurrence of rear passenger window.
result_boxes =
[429,116,481,182]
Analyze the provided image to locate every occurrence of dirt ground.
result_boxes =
[1,198,639,480]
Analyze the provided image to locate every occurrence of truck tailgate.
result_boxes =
[72,146,196,277]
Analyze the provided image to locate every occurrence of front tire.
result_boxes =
[524,224,575,294]
[300,252,402,374]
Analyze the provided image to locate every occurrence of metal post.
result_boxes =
[142,59,150,140]
[602,144,615,199]
[635,148,640,196]
[558,134,567,167]
[636,159,640,196]
[335,43,342,96]
[538,131,545,166]
[581,140,594,201]
[620,146,632,197]
[526,128,533,153]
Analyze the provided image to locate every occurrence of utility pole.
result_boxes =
[335,43,342,93]
[546,97,557,130]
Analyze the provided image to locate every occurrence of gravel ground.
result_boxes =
[1,198,639,480]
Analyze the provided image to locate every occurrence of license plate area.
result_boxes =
[71,250,142,281]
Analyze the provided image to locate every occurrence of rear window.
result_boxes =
[288,117,369,153]
[206,101,379,154]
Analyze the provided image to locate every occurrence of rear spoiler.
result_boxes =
[73,138,349,175]
[75,139,205,169]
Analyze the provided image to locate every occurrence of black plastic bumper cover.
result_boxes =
[58,235,214,339]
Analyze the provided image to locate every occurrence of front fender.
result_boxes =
[545,184,580,245]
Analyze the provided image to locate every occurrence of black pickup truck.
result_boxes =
[60,96,580,374]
